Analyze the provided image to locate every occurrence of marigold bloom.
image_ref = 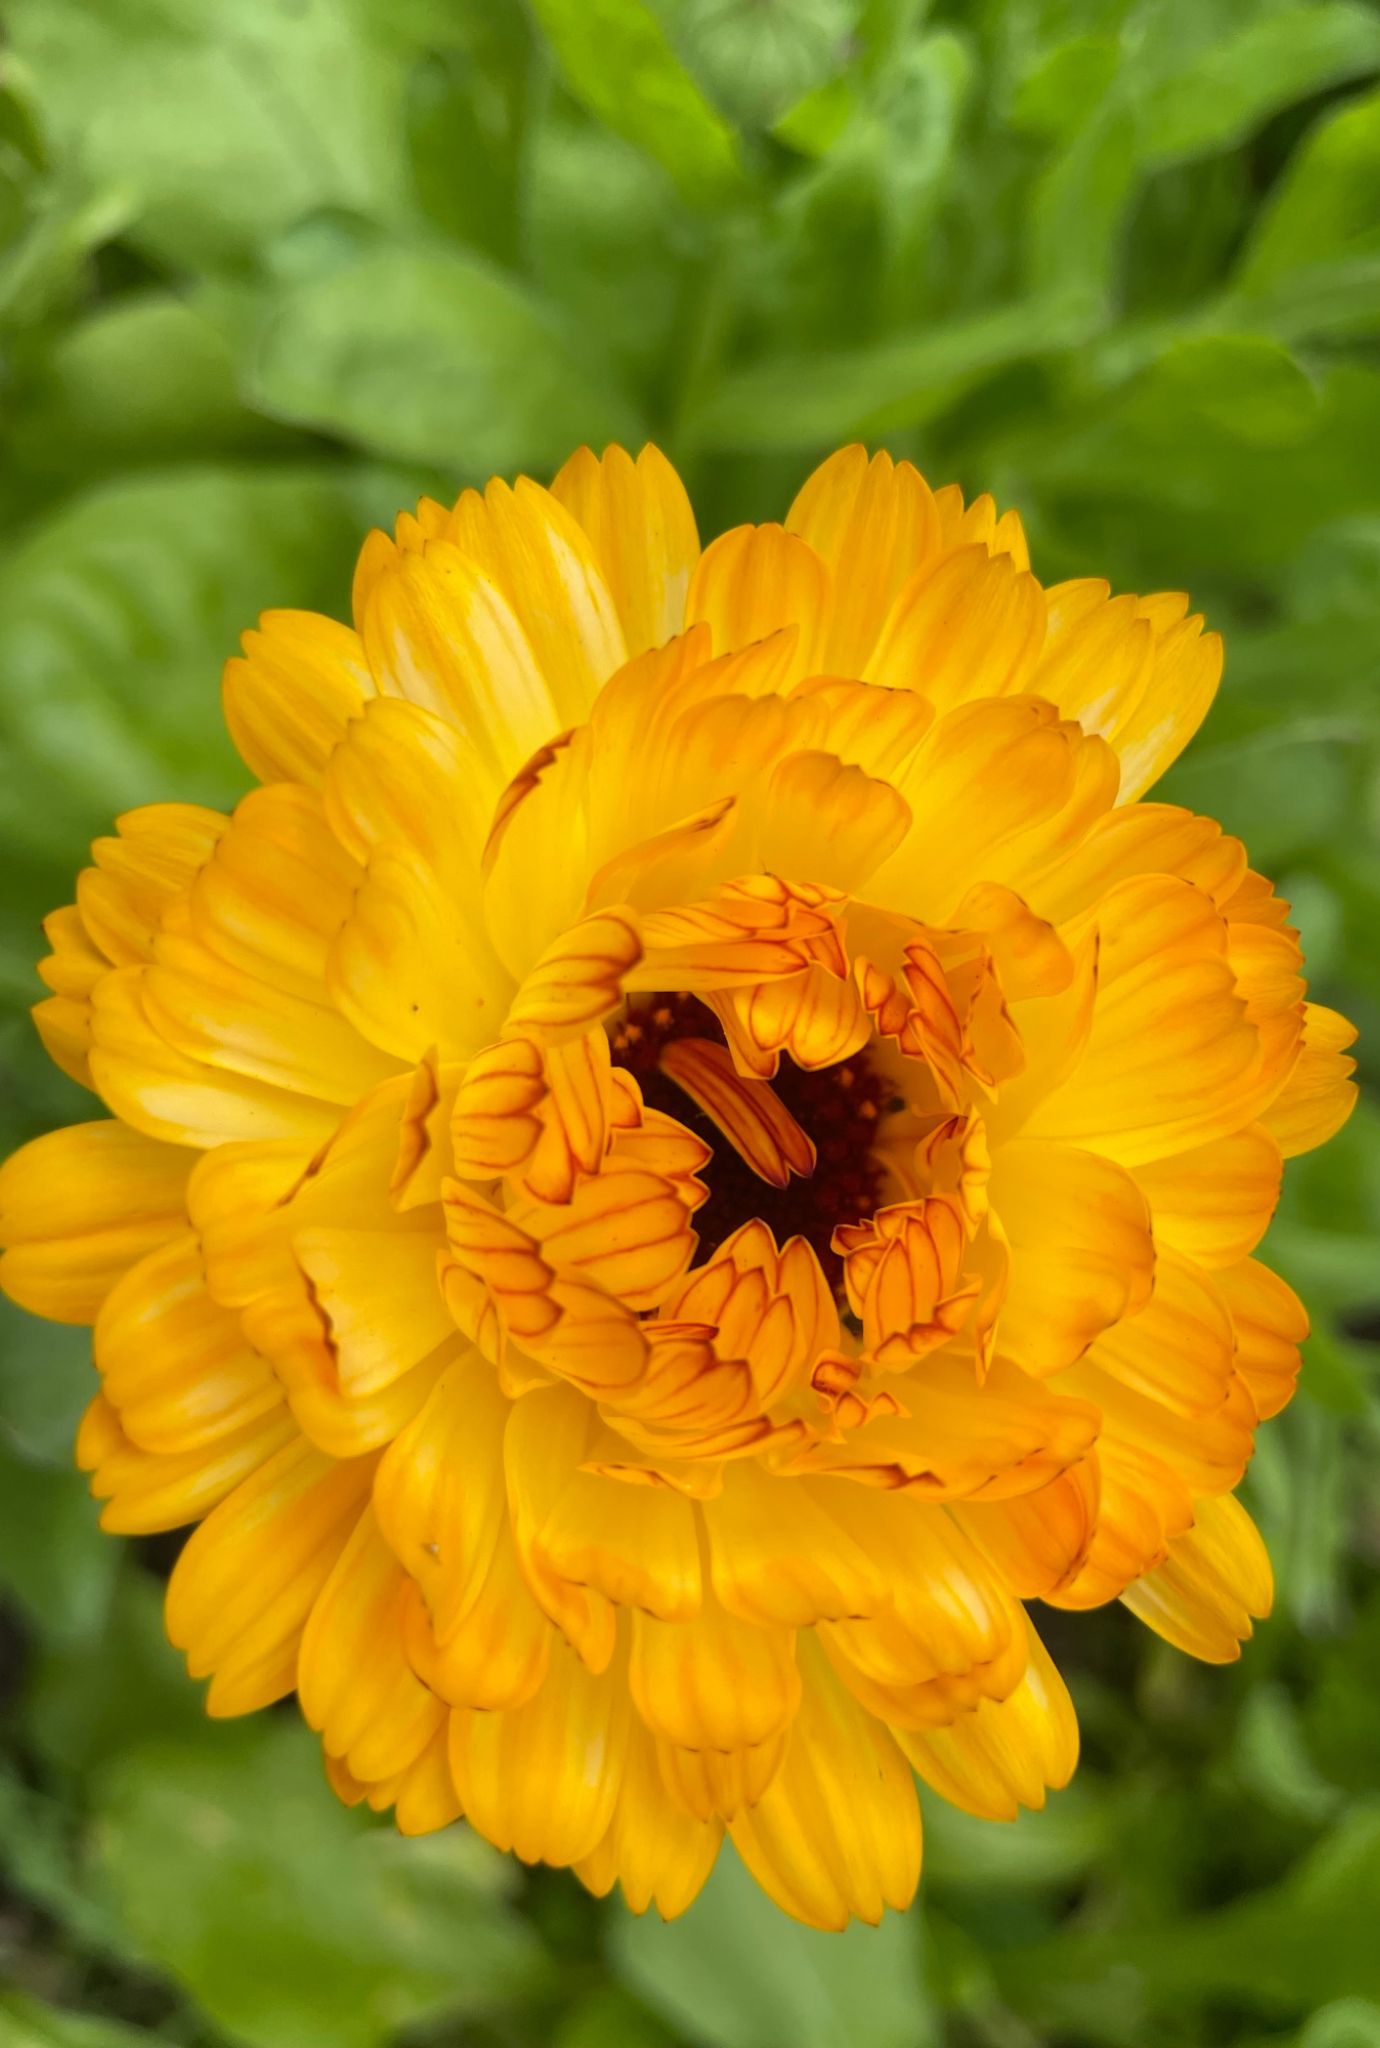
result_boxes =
[0,444,1357,1928]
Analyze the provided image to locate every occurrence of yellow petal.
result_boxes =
[1060,1356,1255,1500]
[1134,1125,1282,1268]
[575,1713,722,1917]
[550,442,699,656]
[332,1720,464,1838]
[448,1637,629,1866]
[1050,1436,1193,1610]
[730,1638,921,1930]
[702,1464,890,1627]
[795,1353,1099,1503]
[164,1436,375,1715]
[90,966,339,1147]
[292,1226,456,1397]
[512,1154,700,1312]
[819,1495,1027,1719]
[1087,1246,1235,1417]
[788,674,933,778]
[441,474,628,723]
[242,1282,448,1460]
[0,1120,191,1323]
[629,1589,800,1753]
[78,1391,298,1535]
[1025,582,1153,737]
[866,544,1046,709]
[1030,800,1246,927]
[358,535,563,786]
[1121,1493,1272,1662]
[871,698,1118,924]
[42,897,112,1005]
[33,993,98,1090]
[1022,876,1270,1166]
[504,906,642,1042]
[895,1617,1077,1820]
[76,803,227,967]
[955,1459,1099,1600]
[94,1233,282,1452]
[450,1036,548,1181]
[1262,1002,1358,1158]
[755,749,911,892]
[786,445,940,674]
[1214,1257,1307,1421]
[298,1504,444,1781]
[401,1520,553,1711]
[526,1431,704,1623]
[132,785,402,1098]
[686,522,829,676]
[933,483,1029,565]
[990,1138,1154,1377]
[504,1384,618,1670]
[223,608,374,785]
[373,1350,509,1640]
[1114,607,1223,801]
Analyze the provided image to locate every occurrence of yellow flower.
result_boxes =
[0,444,1358,1929]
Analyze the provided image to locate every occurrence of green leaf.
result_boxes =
[4,0,426,268]
[22,1569,207,1780]
[7,292,277,477]
[685,292,1095,451]
[527,114,698,392]
[0,1296,93,1467]
[675,0,860,133]
[1236,84,1380,339]
[248,241,641,474]
[992,1804,1380,2026]
[1300,2001,1380,2048]
[1026,101,1139,306]
[0,464,394,877]
[0,1442,115,1643]
[0,1991,156,2048]
[1010,36,1119,143]
[90,1718,547,2048]
[529,0,747,206]
[0,177,132,332]
[1134,3,1380,169]
[610,1845,938,2048]
[1159,717,1357,869]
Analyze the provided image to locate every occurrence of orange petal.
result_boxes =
[504,907,642,1041]
[660,1036,814,1187]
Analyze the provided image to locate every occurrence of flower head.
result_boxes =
[0,444,1356,1927]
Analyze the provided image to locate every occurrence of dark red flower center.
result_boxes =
[610,993,893,1292]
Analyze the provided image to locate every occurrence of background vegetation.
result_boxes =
[1,1,1378,2043]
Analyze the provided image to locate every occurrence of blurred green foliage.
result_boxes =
[0,1,1377,2044]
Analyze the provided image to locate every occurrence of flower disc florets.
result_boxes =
[0,444,1357,1928]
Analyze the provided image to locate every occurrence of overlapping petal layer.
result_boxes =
[0,444,1355,1929]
